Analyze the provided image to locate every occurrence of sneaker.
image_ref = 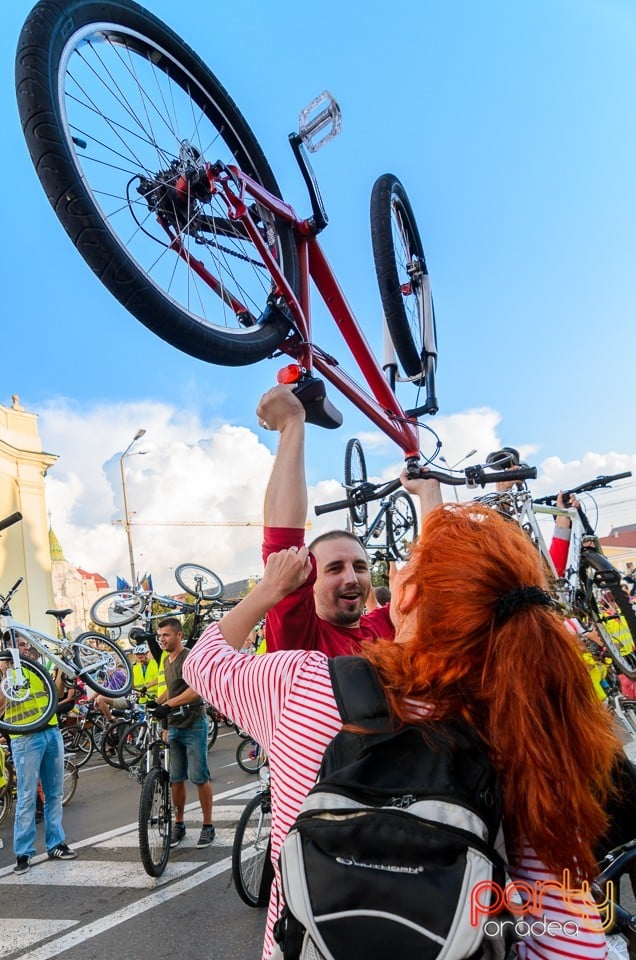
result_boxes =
[170,822,186,847]
[196,824,216,848]
[47,843,78,861]
[13,856,30,875]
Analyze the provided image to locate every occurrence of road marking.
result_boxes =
[0,859,197,887]
[0,921,77,959]
[9,855,235,960]
[96,826,236,848]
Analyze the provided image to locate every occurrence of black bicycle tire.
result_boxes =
[90,590,146,628]
[584,571,636,679]
[138,766,172,877]
[231,791,273,907]
[73,632,133,697]
[117,720,149,769]
[236,739,263,774]
[16,0,298,367]
[344,438,368,529]
[174,563,224,600]
[62,758,78,805]
[387,491,418,561]
[207,712,219,751]
[621,699,636,737]
[99,719,130,768]
[61,724,94,767]
[0,653,58,734]
[370,173,434,387]
[0,759,15,826]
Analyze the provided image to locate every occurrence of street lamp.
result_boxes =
[120,429,146,586]
[440,449,478,501]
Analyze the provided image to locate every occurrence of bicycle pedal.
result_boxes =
[297,91,342,153]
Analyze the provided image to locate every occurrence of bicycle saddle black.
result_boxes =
[293,376,343,430]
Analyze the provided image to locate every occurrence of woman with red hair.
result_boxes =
[185,502,622,960]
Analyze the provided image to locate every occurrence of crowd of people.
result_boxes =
[2,382,635,960]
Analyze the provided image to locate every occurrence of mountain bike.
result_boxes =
[16,0,438,463]
[137,706,172,877]
[232,764,273,908]
[343,438,418,561]
[475,466,636,679]
[0,576,133,735]
[89,563,223,631]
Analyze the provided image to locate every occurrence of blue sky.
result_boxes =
[2,0,635,590]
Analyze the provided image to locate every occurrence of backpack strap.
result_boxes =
[328,657,392,730]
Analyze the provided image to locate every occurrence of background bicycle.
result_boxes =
[136,706,172,877]
[231,763,273,908]
[0,742,78,826]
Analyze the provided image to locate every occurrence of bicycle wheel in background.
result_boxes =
[90,590,146,628]
[117,721,149,770]
[621,699,636,737]
[236,739,264,774]
[232,792,273,907]
[138,767,172,877]
[61,723,94,767]
[387,492,418,561]
[206,711,219,751]
[16,0,298,367]
[371,174,437,393]
[344,438,368,529]
[62,758,78,805]
[0,653,58,734]
[175,564,224,600]
[585,575,636,679]
[73,633,133,697]
[100,719,130,769]
[0,755,15,826]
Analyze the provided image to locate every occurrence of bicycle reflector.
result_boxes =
[277,364,303,384]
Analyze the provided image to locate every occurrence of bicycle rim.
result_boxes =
[585,575,636,679]
[73,632,133,696]
[138,767,171,876]
[232,792,272,907]
[62,759,78,805]
[387,491,418,560]
[90,590,146,628]
[344,438,368,529]
[0,653,58,734]
[236,739,262,774]
[17,0,297,365]
[175,563,223,600]
[62,725,93,767]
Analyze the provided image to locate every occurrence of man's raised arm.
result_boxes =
[257,385,308,529]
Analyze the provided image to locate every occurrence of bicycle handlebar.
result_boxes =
[315,465,537,516]
[533,471,632,505]
[0,512,22,533]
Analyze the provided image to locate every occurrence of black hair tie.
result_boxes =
[494,586,554,625]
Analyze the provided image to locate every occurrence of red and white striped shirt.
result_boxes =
[184,625,607,960]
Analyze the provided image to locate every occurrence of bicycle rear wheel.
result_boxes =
[175,564,223,600]
[236,739,264,774]
[231,791,273,907]
[73,633,133,696]
[585,573,636,679]
[138,767,172,877]
[387,491,418,560]
[117,720,149,770]
[61,723,94,767]
[100,719,130,769]
[16,0,298,367]
[0,653,58,734]
[371,174,437,391]
[344,438,368,529]
[90,590,146,628]
[62,758,78,805]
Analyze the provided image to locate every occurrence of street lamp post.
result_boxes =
[120,429,146,587]
[440,449,478,502]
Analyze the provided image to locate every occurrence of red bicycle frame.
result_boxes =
[170,163,422,459]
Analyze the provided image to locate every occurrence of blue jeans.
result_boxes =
[168,718,210,785]
[12,726,65,858]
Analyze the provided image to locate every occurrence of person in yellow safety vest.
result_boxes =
[131,645,158,704]
[0,637,78,874]
[155,649,169,698]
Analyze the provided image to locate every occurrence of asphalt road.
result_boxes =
[0,725,267,960]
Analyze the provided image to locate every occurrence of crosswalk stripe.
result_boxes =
[0,920,77,959]
[0,859,198,888]
[96,827,236,848]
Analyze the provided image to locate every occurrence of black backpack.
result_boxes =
[274,656,505,960]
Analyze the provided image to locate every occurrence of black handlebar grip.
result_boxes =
[477,466,537,485]
[0,511,22,532]
[315,496,357,516]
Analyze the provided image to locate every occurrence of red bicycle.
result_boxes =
[16,0,437,462]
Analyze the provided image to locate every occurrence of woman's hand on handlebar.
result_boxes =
[400,467,443,516]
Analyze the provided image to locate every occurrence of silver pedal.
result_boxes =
[297,91,342,153]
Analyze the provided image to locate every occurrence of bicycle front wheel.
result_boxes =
[232,791,273,907]
[90,590,146,628]
[100,719,130,769]
[61,723,94,767]
[73,633,133,696]
[16,0,298,367]
[387,491,418,560]
[344,438,368,529]
[62,758,78,805]
[236,739,264,774]
[585,574,636,679]
[138,767,172,877]
[175,564,224,600]
[117,721,149,770]
[0,653,58,734]
[371,174,437,390]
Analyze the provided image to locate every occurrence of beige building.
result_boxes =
[0,395,57,632]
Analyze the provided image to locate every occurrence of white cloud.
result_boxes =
[38,400,636,596]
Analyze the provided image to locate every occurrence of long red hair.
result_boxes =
[362,502,621,880]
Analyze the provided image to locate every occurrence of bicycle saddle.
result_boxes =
[46,608,73,619]
[485,447,519,469]
[293,376,343,429]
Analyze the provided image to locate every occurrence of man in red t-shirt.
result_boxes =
[257,385,442,656]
